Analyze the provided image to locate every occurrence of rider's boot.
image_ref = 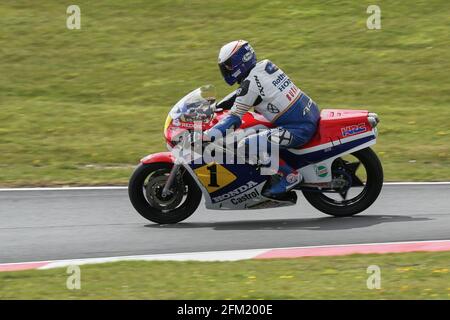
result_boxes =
[261,159,302,200]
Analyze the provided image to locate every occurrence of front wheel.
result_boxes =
[302,147,383,217]
[128,162,202,224]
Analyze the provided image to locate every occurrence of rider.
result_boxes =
[205,40,320,199]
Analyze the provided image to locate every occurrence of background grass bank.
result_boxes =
[1,0,449,186]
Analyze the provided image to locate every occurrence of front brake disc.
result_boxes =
[145,174,184,211]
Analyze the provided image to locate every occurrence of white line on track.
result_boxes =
[0,182,449,192]
[1,239,449,271]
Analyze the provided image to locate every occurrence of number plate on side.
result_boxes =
[194,163,237,193]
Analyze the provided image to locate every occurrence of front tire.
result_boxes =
[128,162,202,224]
[302,147,383,217]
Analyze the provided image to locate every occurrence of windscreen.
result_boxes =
[169,85,216,123]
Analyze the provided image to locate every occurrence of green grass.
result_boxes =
[1,252,449,299]
[1,0,449,186]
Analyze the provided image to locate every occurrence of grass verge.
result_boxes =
[1,251,449,299]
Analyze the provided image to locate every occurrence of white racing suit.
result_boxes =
[209,59,320,196]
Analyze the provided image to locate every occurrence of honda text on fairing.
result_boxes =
[128,85,383,224]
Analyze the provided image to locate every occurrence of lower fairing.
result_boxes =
[184,129,377,210]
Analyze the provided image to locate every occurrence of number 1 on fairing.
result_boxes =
[207,164,220,187]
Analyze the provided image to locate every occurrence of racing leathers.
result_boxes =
[208,59,320,197]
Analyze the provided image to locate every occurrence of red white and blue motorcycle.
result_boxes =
[129,85,383,224]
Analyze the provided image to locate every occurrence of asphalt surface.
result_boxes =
[0,185,449,263]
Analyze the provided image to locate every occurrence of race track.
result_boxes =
[0,184,449,263]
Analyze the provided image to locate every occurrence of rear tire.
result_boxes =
[302,147,383,217]
[128,162,202,224]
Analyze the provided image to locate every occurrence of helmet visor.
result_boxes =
[219,57,234,79]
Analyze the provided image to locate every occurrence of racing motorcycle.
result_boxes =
[129,85,383,224]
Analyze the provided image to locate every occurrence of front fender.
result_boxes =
[140,151,175,164]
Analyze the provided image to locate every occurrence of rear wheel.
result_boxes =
[302,147,383,217]
[128,163,202,224]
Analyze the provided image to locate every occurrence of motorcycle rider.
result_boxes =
[205,40,320,199]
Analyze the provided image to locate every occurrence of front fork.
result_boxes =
[161,162,182,198]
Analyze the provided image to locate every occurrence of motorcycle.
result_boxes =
[129,85,383,224]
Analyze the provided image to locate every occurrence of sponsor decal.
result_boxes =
[272,73,286,86]
[182,122,197,129]
[212,180,258,203]
[242,51,253,62]
[254,75,265,96]
[170,121,196,129]
[303,98,313,116]
[272,73,292,92]
[315,165,328,178]
[285,85,299,101]
[265,61,279,75]
[244,44,254,54]
[178,122,197,129]
[267,103,280,113]
[232,69,241,78]
[230,188,260,205]
[286,172,299,184]
[341,123,367,137]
